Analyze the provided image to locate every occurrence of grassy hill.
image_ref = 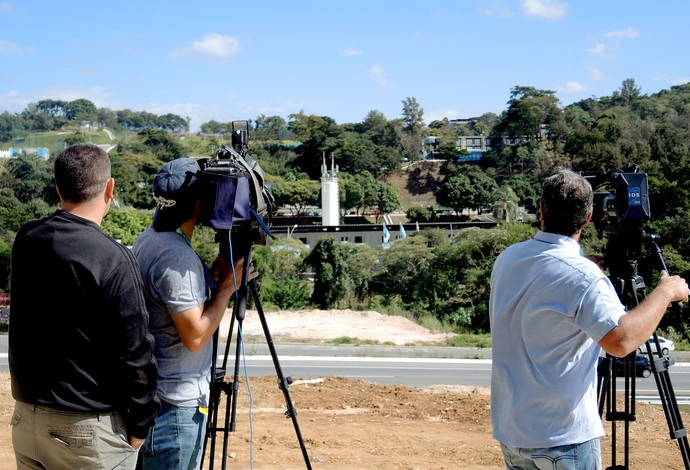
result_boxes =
[0,127,115,152]
[383,160,446,212]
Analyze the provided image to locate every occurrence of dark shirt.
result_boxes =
[9,210,160,438]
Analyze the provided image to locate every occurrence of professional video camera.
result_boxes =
[581,163,650,232]
[196,123,312,469]
[584,164,690,469]
[580,163,653,276]
[195,121,276,250]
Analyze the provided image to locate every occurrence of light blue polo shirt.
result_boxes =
[489,230,625,448]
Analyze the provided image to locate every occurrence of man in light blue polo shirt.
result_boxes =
[489,169,690,470]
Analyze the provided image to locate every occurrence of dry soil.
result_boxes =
[0,309,686,469]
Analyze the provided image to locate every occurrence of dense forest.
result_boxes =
[2,79,690,341]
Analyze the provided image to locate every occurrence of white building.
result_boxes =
[320,153,339,226]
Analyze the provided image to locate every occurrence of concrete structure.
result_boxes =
[320,153,339,226]
[272,220,497,249]
[0,147,50,159]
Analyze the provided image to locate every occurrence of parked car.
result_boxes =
[615,355,652,378]
[598,355,652,379]
[638,336,675,356]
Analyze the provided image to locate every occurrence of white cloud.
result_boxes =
[520,0,567,20]
[590,67,604,81]
[587,43,605,56]
[558,81,589,93]
[0,40,32,55]
[0,3,13,12]
[171,33,241,59]
[604,27,640,40]
[0,89,25,113]
[370,64,397,89]
[341,47,362,57]
[651,74,690,87]
[82,66,105,76]
[480,0,516,17]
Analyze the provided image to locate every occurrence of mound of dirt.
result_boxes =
[223,309,456,345]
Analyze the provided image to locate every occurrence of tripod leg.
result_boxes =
[202,268,243,469]
[604,351,637,470]
[202,331,223,470]
[646,338,690,468]
[249,279,313,470]
[598,355,612,418]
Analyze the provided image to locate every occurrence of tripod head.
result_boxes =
[215,224,264,265]
[604,223,683,312]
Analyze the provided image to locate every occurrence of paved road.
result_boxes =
[2,334,690,403]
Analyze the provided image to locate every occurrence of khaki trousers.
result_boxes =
[11,400,138,469]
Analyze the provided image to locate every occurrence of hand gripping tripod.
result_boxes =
[201,229,312,470]
[597,230,690,470]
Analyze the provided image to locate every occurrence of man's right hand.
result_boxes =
[657,270,690,305]
[130,436,145,450]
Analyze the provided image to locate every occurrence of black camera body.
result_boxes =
[581,164,654,276]
[603,167,650,226]
[195,121,275,255]
[582,163,650,234]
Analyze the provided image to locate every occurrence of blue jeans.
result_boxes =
[500,438,601,470]
[138,401,206,470]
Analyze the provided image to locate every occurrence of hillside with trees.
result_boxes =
[2,79,690,342]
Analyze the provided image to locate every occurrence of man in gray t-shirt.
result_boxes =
[133,158,251,470]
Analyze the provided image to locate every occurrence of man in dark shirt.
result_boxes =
[9,143,160,469]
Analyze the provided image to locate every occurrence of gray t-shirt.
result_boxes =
[132,228,211,407]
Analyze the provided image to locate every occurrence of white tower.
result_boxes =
[321,153,339,226]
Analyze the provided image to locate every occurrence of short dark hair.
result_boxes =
[54,143,111,203]
[540,169,593,236]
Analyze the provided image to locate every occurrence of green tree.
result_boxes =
[338,175,364,216]
[110,151,162,209]
[138,128,186,162]
[463,166,499,213]
[400,97,425,162]
[200,120,231,135]
[272,178,320,216]
[612,78,642,106]
[324,131,376,175]
[0,233,12,291]
[65,98,98,122]
[495,86,564,142]
[436,174,473,215]
[252,243,312,309]
[492,185,520,223]
[304,237,352,309]
[406,206,433,223]
[2,156,56,204]
[504,173,540,211]
[101,208,153,246]
[288,112,340,179]
[253,115,288,140]
[373,181,400,220]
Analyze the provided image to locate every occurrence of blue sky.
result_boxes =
[2,1,689,131]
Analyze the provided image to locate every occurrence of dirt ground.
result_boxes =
[0,309,688,469]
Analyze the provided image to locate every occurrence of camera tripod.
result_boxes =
[201,231,312,470]
[597,233,690,469]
